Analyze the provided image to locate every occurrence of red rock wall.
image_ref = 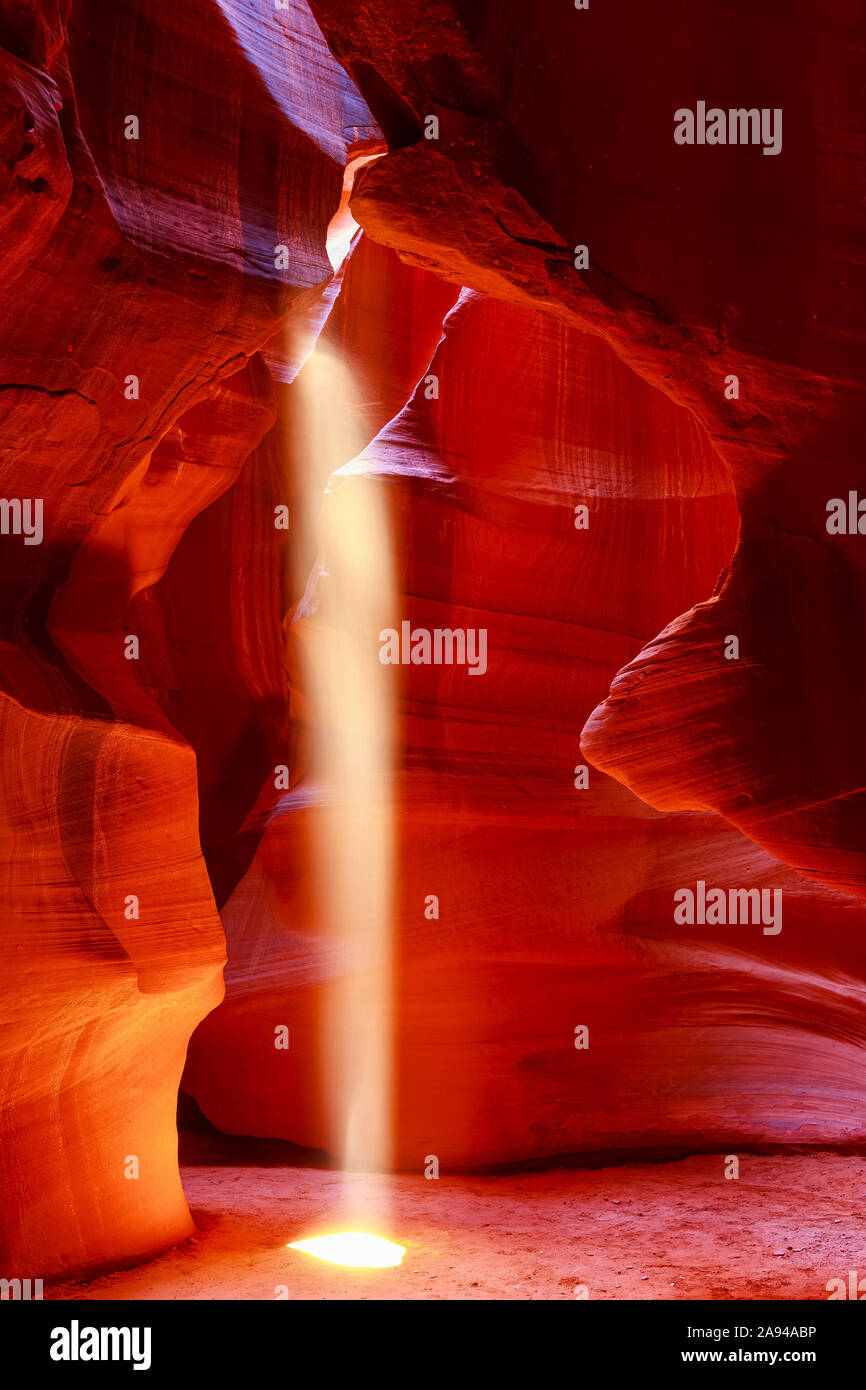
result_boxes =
[185,284,866,1166]
[0,0,376,1276]
[1,0,865,1275]
[308,0,866,896]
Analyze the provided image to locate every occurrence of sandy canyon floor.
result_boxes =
[48,1145,866,1301]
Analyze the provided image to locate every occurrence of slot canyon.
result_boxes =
[1,0,865,1309]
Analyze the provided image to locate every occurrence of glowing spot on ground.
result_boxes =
[288,1233,405,1268]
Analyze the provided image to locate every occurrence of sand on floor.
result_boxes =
[48,1151,866,1301]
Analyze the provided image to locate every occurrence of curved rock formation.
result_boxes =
[185,286,866,1167]
[0,694,224,1277]
[1,0,864,1280]
[308,0,866,897]
[0,0,376,1276]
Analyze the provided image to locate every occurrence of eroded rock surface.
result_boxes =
[1,0,864,1277]
[0,0,375,1276]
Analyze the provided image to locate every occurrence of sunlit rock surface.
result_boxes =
[0,0,375,1276]
[309,0,866,897]
[187,288,866,1166]
[1,0,864,1278]
[0,693,225,1276]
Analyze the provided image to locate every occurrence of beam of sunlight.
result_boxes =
[288,1233,405,1269]
[290,343,396,1199]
